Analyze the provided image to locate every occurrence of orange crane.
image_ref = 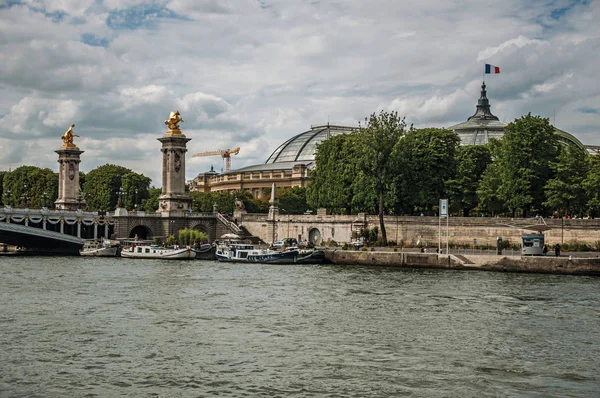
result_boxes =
[192,147,240,172]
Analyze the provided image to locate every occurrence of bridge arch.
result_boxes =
[308,228,322,245]
[190,221,211,234]
[128,224,154,240]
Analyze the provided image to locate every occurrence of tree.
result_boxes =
[83,164,152,211]
[544,144,590,217]
[394,128,460,215]
[494,114,560,217]
[448,145,492,216]
[1,166,58,208]
[307,133,361,214]
[355,111,407,245]
[477,161,505,216]
[278,187,309,214]
[143,188,162,212]
[582,154,600,217]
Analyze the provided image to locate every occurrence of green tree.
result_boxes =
[1,166,58,208]
[307,134,361,214]
[83,164,151,211]
[583,154,600,217]
[477,161,505,216]
[494,114,560,217]
[278,187,309,214]
[355,111,407,245]
[394,128,460,215]
[544,144,590,216]
[448,145,492,216]
[143,188,161,212]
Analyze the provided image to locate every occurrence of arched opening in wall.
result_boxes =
[308,228,321,245]
[129,225,153,240]
[192,224,209,234]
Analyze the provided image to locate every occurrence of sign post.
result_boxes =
[439,199,448,254]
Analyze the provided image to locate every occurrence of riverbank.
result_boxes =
[324,250,600,276]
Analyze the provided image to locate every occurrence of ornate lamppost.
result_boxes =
[21,183,31,209]
[41,191,49,209]
[117,187,125,208]
[3,189,11,207]
[134,188,139,210]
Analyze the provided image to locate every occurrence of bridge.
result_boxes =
[0,207,242,253]
[0,222,84,253]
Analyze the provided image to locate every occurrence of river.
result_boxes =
[1,257,599,397]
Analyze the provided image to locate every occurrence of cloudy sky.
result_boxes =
[1,0,598,185]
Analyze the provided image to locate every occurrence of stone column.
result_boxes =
[157,111,192,214]
[55,142,85,211]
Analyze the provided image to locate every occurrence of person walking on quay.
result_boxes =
[542,244,548,256]
[554,243,561,257]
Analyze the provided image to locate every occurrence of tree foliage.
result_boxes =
[448,144,492,216]
[82,164,151,211]
[1,166,58,208]
[394,127,461,215]
[488,114,560,217]
[307,134,362,214]
[543,144,590,216]
[355,111,407,245]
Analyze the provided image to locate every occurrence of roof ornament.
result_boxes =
[467,81,499,122]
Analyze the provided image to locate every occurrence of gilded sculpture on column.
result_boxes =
[164,110,184,133]
[61,124,80,148]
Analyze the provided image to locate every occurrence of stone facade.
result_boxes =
[157,134,192,213]
[239,214,600,248]
[55,147,85,211]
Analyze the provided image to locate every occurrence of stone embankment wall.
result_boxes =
[240,213,600,247]
[324,250,600,276]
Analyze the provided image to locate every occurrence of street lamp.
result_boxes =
[41,191,49,209]
[21,183,30,209]
[117,187,124,208]
[4,189,11,207]
[134,188,139,210]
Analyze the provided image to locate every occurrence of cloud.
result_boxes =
[0,0,598,187]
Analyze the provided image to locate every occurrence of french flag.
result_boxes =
[485,64,500,74]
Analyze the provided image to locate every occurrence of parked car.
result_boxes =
[271,240,285,248]
[351,241,364,249]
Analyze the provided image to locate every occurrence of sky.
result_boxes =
[0,0,599,186]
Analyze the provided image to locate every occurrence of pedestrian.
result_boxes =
[554,243,561,257]
[542,244,548,256]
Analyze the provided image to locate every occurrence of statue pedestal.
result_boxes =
[55,147,85,211]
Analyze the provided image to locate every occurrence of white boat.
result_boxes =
[121,244,196,260]
[215,242,300,263]
[80,239,121,257]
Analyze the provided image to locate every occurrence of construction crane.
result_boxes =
[192,147,240,172]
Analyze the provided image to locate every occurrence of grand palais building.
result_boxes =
[189,82,587,196]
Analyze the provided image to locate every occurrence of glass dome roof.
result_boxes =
[265,124,357,164]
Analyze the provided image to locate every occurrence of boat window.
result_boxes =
[145,248,150,253]
[240,252,248,258]
[137,247,142,253]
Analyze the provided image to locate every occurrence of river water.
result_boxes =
[0,257,599,397]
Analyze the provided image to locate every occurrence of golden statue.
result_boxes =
[61,124,80,148]
[165,110,184,131]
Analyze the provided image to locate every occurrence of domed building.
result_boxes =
[190,124,357,197]
[449,82,507,145]
[450,82,586,151]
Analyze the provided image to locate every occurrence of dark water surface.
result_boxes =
[1,257,599,397]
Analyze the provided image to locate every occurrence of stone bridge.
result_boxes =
[109,210,238,242]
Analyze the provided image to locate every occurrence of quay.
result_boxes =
[324,250,600,276]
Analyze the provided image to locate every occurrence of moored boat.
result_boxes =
[192,243,216,260]
[80,239,121,257]
[215,243,326,264]
[121,244,196,259]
